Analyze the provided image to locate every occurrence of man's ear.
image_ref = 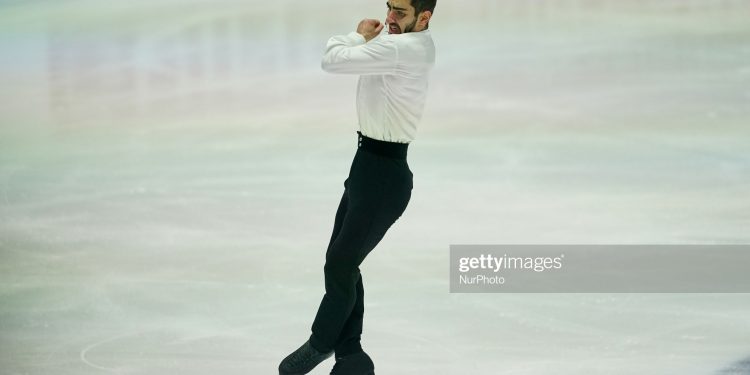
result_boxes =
[418,10,432,29]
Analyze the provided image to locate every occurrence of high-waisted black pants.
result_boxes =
[309,131,413,356]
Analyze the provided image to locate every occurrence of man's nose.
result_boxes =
[386,10,396,23]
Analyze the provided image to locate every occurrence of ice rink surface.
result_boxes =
[1,0,749,374]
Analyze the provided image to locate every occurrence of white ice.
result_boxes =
[1,0,749,374]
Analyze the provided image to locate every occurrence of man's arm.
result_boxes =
[321,19,397,75]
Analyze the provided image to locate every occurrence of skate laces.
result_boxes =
[289,344,315,366]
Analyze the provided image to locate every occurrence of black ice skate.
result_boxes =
[329,350,375,375]
[279,339,334,375]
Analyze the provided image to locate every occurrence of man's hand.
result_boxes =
[357,19,384,42]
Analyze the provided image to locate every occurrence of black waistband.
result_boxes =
[356,131,408,159]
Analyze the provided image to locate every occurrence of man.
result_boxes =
[279,1,436,374]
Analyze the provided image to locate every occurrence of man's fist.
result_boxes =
[357,19,384,42]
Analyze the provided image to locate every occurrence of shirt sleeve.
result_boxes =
[321,32,398,75]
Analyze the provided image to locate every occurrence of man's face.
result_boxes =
[386,0,418,34]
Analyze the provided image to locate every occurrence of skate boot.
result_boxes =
[329,350,375,375]
[279,339,334,375]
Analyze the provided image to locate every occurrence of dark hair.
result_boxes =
[410,0,435,29]
[411,0,436,16]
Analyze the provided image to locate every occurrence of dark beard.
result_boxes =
[403,17,418,33]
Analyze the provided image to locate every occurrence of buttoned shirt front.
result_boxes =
[321,29,436,144]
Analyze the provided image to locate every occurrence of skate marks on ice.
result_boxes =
[67,284,293,374]
[719,356,750,375]
[74,326,262,373]
[79,330,153,371]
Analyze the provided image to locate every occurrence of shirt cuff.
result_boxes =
[346,31,367,45]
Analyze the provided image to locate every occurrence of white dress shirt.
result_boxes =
[321,29,436,144]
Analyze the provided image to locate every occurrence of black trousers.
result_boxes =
[309,131,413,356]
